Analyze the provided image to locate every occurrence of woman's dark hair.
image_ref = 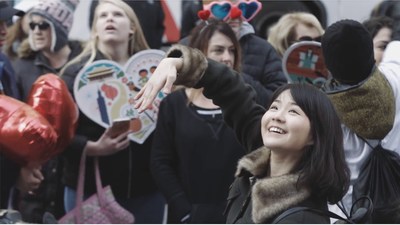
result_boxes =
[188,18,241,72]
[363,16,394,39]
[269,83,350,204]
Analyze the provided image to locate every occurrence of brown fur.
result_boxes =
[166,44,208,87]
[236,147,311,223]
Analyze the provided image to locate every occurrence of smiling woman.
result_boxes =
[134,43,350,223]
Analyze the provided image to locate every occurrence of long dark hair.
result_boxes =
[188,18,241,72]
[363,16,393,38]
[269,83,350,204]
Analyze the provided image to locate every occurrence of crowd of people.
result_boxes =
[1,0,400,224]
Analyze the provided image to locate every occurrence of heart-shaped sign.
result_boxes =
[210,2,231,20]
[282,41,330,88]
[73,49,165,144]
[237,0,262,21]
[198,9,211,21]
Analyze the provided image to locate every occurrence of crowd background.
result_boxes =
[1,0,400,224]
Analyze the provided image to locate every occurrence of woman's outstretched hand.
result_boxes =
[134,58,183,112]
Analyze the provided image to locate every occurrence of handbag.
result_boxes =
[58,149,135,224]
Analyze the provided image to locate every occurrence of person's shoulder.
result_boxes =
[68,40,85,55]
[241,33,275,50]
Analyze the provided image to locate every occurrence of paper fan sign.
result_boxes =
[282,41,330,88]
[73,49,165,144]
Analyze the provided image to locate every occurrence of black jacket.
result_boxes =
[238,32,288,106]
[13,41,83,101]
[165,44,332,224]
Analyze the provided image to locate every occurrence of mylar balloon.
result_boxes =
[0,95,57,166]
[27,74,78,156]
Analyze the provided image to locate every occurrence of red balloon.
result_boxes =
[0,95,58,166]
[27,74,78,156]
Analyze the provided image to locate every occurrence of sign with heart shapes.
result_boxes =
[73,49,165,144]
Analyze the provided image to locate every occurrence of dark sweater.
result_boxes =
[151,89,246,223]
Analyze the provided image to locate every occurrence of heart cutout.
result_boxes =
[210,2,231,20]
[73,50,165,144]
[198,10,210,21]
[237,0,262,21]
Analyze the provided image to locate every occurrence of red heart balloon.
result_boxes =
[230,6,242,19]
[27,74,78,157]
[0,95,58,166]
[198,9,211,21]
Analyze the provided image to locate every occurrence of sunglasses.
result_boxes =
[203,0,262,22]
[29,21,50,31]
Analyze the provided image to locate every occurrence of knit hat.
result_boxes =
[29,0,79,52]
[321,19,375,85]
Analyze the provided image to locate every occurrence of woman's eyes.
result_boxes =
[98,11,124,18]
[212,48,224,53]
[268,105,300,115]
[269,105,278,110]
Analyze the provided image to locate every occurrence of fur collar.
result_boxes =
[236,147,311,223]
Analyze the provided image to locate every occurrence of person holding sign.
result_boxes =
[60,0,165,223]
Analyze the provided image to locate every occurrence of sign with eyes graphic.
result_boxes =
[73,49,165,144]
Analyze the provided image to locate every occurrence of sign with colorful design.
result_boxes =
[73,49,165,144]
[282,41,330,88]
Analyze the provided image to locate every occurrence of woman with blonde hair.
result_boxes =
[268,12,324,57]
[60,0,165,223]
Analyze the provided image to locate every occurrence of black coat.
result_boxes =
[165,44,332,224]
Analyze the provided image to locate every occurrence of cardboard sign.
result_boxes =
[282,41,330,88]
[73,49,165,144]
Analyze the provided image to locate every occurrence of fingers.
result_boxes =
[163,74,176,94]
[32,168,44,181]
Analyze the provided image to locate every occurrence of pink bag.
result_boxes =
[58,150,135,224]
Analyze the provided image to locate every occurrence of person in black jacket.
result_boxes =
[134,44,350,223]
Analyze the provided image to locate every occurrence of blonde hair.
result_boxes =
[61,0,149,75]
[4,18,29,59]
[267,12,324,57]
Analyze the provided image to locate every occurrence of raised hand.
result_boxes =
[134,58,183,113]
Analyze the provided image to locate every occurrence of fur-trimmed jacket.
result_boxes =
[165,45,330,223]
[225,147,329,223]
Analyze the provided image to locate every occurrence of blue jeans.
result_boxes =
[64,187,166,224]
